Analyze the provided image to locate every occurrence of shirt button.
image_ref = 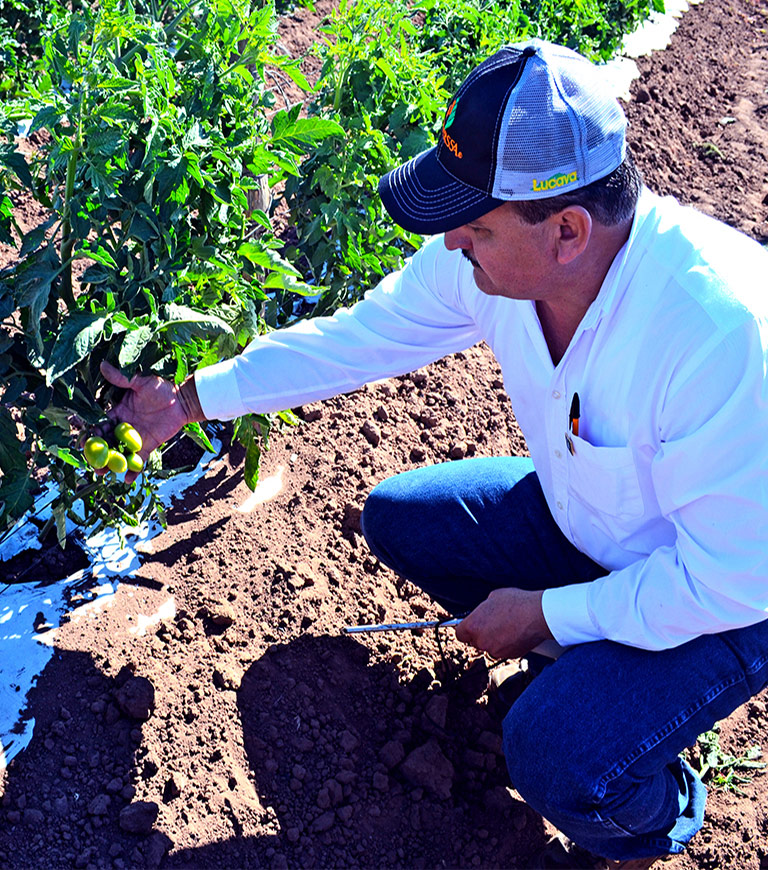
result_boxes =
[552,390,561,399]
[554,449,562,459]
[557,501,564,510]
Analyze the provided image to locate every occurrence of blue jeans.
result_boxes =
[360,456,768,861]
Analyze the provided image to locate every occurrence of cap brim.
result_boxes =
[378,147,504,235]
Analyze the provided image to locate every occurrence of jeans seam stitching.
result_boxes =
[594,671,745,800]
[744,653,768,675]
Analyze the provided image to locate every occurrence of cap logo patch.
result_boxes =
[532,171,578,192]
[441,97,463,159]
[444,98,459,130]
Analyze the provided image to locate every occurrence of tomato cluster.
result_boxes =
[83,422,144,474]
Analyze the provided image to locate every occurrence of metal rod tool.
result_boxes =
[343,618,566,660]
[343,618,462,634]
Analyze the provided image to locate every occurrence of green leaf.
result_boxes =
[0,472,34,525]
[52,499,68,548]
[270,112,345,151]
[74,241,118,269]
[158,304,234,340]
[29,104,64,135]
[0,145,33,189]
[84,127,123,158]
[265,53,312,92]
[2,376,26,406]
[233,414,262,490]
[243,434,261,490]
[46,312,108,385]
[238,243,303,277]
[277,409,300,426]
[19,216,58,258]
[97,102,141,123]
[182,421,215,454]
[81,265,113,284]
[262,271,317,297]
[118,325,155,368]
[127,211,160,243]
[53,447,84,469]
[0,408,26,475]
[16,245,61,360]
[248,210,272,232]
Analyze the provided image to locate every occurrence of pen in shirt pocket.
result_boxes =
[566,392,580,455]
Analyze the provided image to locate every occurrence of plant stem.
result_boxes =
[333,61,349,113]
[59,146,79,309]
[60,68,88,310]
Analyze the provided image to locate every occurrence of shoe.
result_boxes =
[487,653,555,718]
[532,832,664,870]
[486,662,533,719]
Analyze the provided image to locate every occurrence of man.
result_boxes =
[102,40,768,869]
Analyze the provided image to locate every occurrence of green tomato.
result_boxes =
[84,437,110,469]
[126,453,144,473]
[114,421,143,453]
[107,449,128,474]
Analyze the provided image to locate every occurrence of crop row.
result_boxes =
[0,0,663,547]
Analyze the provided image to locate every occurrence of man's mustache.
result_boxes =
[462,249,480,268]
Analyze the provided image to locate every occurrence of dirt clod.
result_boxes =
[119,801,159,835]
[115,676,156,720]
[400,739,455,800]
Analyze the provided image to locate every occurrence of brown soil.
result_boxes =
[2,2,768,869]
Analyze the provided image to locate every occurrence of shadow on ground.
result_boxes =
[163,634,549,869]
[0,648,171,869]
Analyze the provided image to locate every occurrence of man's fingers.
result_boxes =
[100,360,132,389]
[454,611,476,645]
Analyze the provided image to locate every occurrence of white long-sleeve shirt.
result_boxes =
[196,189,768,650]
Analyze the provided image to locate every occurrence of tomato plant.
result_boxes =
[284,0,443,315]
[286,0,664,316]
[0,0,341,544]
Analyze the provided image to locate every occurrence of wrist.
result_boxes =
[176,375,206,424]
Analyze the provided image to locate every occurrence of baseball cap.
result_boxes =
[378,39,627,235]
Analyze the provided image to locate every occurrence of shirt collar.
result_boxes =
[578,186,658,333]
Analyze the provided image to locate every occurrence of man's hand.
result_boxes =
[455,587,554,660]
[99,361,205,482]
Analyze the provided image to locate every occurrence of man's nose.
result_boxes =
[444,226,472,252]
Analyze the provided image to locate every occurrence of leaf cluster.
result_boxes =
[686,724,766,796]
[0,0,63,99]
[284,0,437,314]
[0,0,339,542]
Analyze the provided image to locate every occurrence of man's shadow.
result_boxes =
[172,633,549,869]
[0,648,172,869]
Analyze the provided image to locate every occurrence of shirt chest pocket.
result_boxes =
[567,437,644,521]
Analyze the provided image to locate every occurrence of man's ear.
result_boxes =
[552,206,592,264]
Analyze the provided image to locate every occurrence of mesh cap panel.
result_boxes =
[378,39,627,234]
[492,42,625,198]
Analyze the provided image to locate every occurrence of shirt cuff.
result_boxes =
[194,358,249,421]
[541,582,604,647]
